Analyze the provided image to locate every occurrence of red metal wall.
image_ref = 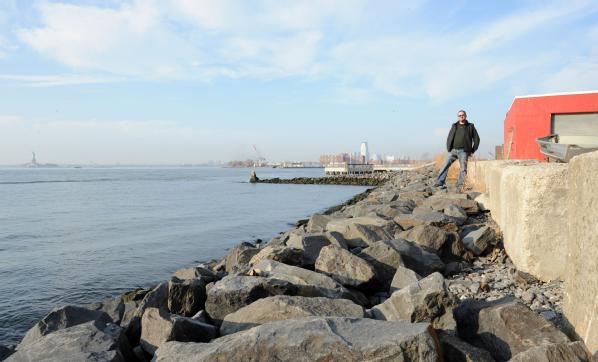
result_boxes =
[504,92,598,160]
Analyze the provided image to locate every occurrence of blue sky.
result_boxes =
[0,0,596,164]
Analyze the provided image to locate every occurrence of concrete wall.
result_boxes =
[468,151,598,356]
[563,151,598,356]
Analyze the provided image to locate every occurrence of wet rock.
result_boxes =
[140,308,217,355]
[389,265,422,293]
[509,341,593,362]
[154,317,440,362]
[8,321,130,362]
[225,242,259,273]
[437,330,495,362]
[84,296,125,325]
[220,296,364,335]
[314,244,376,289]
[125,282,169,346]
[454,297,570,361]
[204,275,298,324]
[370,272,457,329]
[167,277,207,317]
[396,224,448,252]
[460,225,495,256]
[19,305,113,347]
[0,345,14,361]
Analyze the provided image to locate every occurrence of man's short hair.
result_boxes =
[458,109,467,116]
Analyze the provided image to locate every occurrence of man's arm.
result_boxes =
[472,125,480,153]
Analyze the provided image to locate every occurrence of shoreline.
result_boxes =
[3,166,587,361]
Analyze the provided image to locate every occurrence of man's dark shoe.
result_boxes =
[433,182,446,188]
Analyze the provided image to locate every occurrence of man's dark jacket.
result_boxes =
[446,121,480,153]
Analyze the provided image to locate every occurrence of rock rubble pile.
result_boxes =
[2,166,592,362]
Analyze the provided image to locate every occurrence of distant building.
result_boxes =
[360,142,369,163]
[319,153,350,166]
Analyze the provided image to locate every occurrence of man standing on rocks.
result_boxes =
[434,110,480,190]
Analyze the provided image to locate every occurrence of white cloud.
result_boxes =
[0,73,122,86]
[0,115,22,125]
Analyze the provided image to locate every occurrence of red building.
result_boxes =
[503,91,598,160]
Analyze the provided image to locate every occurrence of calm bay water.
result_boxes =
[0,167,369,345]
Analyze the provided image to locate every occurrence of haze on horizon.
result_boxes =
[0,0,596,165]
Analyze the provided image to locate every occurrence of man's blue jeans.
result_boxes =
[437,148,469,187]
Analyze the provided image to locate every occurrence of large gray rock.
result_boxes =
[225,242,259,273]
[437,331,495,362]
[358,240,405,289]
[8,321,129,362]
[444,204,468,225]
[389,239,445,277]
[140,308,217,355]
[172,266,219,283]
[326,216,394,248]
[314,244,376,289]
[168,277,207,317]
[220,296,364,335]
[205,275,298,324]
[125,282,169,346]
[154,317,440,362]
[248,244,304,267]
[19,305,113,347]
[250,260,357,302]
[454,297,570,361]
[0,345,14,361]
[394,211,465,229]
[389,265,422,293]
[84,296,125,325]
[422,196,480,214]
[306,214,333,232]
[509,342,594,362]
[371,272,457,329]
[396,224,448,252]
[286,232,347,265]
[460,226,495,255]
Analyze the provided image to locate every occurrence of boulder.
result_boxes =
[286,232,347,265]
[19,305,113,347]
[394,211,464,229]
[422,196,480,214]
[220,296,364,335]
[154,317,440,362]
[326,216,395,248]
[251,260,357,303]
[437,331,495,362]
[459,225,495,255]
[314,245,376,289]
[204,275,298,324]
[358,240,405,289]
[0,345,14,361]
[306,214,333,232]
[389,239,445,277]
[370,272,457,329]
[172,266,219,283]
[167,277,207,317]
[140,308,217,355]
[396,224,448,252]
[225,242,259,273]
[125,282,169,346]
[84,296,125,325]
[8,321,129,362]
[248,244,304,267]
[509,342,594,362]
[444,204,468,224]
[454,297,570,361]
[389,266,422,293]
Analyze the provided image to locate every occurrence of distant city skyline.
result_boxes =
[1,1,596,164]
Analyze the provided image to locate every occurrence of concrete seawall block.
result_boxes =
[564,151,598,357]
[499,163,569,282]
